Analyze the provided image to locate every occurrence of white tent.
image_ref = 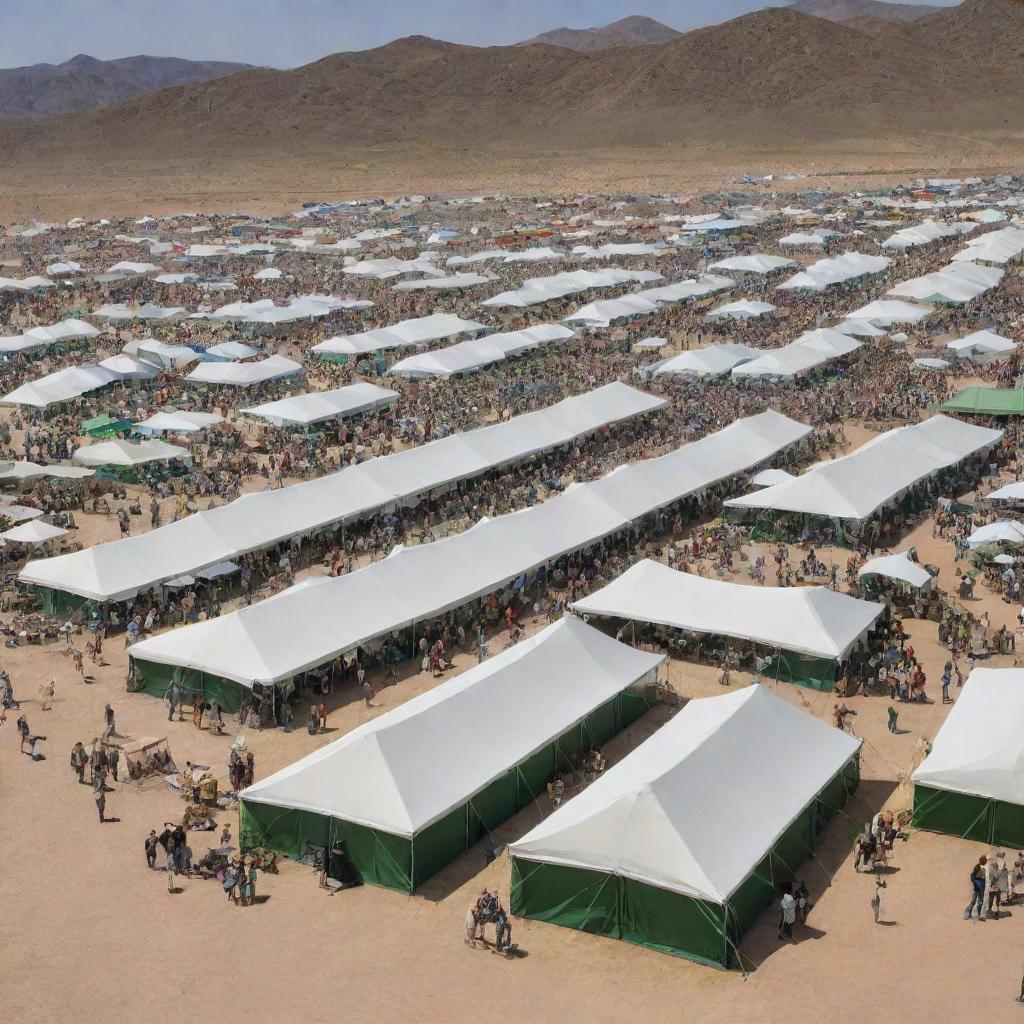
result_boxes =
[92,303,186,320]
[777,252,891,292]
[966,520,1024,550]
[392,273,493,292]
[1,520,68,546]
[242,617,663,837]
[843,300,931,325]
[572,559,881,660]
[510,685,861,904]
[134,411,224,433]
[387,324,574,379]
[73,438,191,468]
[912,668,1024,805]
[648,344,759,378]
[107,261,160,275]
[0,275,55,291]
[242,383,398,426]
[778,231,842,246]
[858,550,934,590]
[0,462,94,481]
[25,319,101,343]
[706,300,776,320]
[127,410,810,685]
[480,269,663,308]
[206,341,260,360]
[98,355,161,381]
[751,468,795,486]
[953,225,1024,266]
[186,355,302,386]
[342,256,446,280]
[1,364,118,407]
[46,261,84,275]
[913,357,952,370]
[836,319,887,339]
[572,243,669,259]
[946,330,1018,362]
[563,295,660,326]
[726,415,1003,522]
[21,383,666,603]
[889,264,1003,305]
[731,329,861,380]
[708,254,795,274]
[0,335,53,354]
[313,314,486,357]
[0,504,44,523]
[985,481,1024,503]
[123,339,197,370]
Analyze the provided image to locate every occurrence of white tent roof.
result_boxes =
[242,383,398,426]
[342,256,446,280]
[1,520,68,545]
[572,559,881,660]
[889,264,1002,304]
[510,685,861,903]
[946,330,1017,360]
[128,410,810,685]
[913,357,952,370]
[123,339,197,369]
[777,252,890,292]
[953,225,1024,266]
[313,314,486,356]
[388,324,574,379]
[708,254,795,274]
[392,273,493,292]
[843,300,931,325]
[563,295,660,326]
[778,231,842,246]
[751,468,795,486]
[73,438,190,467]
[881,220,972,250]
[0,461,93,481]
[836,319,887,338]
[858,550,934,590]
[0,504,44,523]
[205,341,260,360]
[986,481,1024,502]
[0,334,52,354]
[0,275,55,291]
[92,303,186,320]
[134,411,224,433]
[21,383,666,603]
[480,269,662,308]
[912,668,1024,805]
[186,355,302,386]
[25,319,100,342]
[572,243,668,259]
[243,617,663,837]
[648,344,759,378]
[1,364,118,407]
[706,300,776,319]
[966,520,1024,550]
[726,415,1003,522]
[98,355,161,380]
[107,261,159,275]
[46,261,83,275]
[731,328,860,380]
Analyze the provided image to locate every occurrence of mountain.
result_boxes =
[907,0,1024,66]
[519,15,681,51]
[787,0,943,20]
[0,53,252,118]
[0,6,1020,218]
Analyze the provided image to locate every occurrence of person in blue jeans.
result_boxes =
[941,668,953,705]
[965,856,987,920]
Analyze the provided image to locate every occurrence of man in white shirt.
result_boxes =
[778,887,796,940]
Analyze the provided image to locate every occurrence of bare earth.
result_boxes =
[3,446,1023,1023]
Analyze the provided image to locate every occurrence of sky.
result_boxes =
[0,0,962,69]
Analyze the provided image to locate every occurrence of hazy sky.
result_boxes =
[0,0,961,69]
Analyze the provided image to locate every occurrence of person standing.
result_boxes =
[108,745,120,783]
[70,741,87,784]
[965,856,987,920]
[145,830,159,869]
[317,701,327,732]
[941,665,953,705]
[778,885,796,940]
[16,714,30,752]
[95,787,107,824]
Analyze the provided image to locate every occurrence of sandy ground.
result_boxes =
[4,447,1024,1024]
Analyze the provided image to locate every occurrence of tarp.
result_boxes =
[510,685,861,903]
[242,383,398,426]
[725,415,1002,522]
[185,355,302,386]
[73,438,190,467]
[858,550,934,590]
[127,410,810,686]
[571,559,881,660]
[1,364,118,407]
[21,383,666,603]
[242,617,662,838]
[940,387,1024,416]
[312,314,486,356]
[388,325,574,379]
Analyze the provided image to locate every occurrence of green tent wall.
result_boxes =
[912,784,1024,848]
[240,688,651,892]
[510,752,859,968]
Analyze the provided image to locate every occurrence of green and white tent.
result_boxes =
[912,668,1024,847]
[240,617,663,892]
[509,685,861,968]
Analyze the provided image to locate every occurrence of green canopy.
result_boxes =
[940,387,1024,417]
[81,414,132,437]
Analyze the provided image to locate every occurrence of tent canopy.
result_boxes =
[127,411,811,685]
[940,386,1024,416]
[731,329,860,380]
[312,314,486,356]
[708,254,795,274]
[21,383,666,603]
[912,668,1024,805]
[1,520,68,545]
[571,559,881,660]
[185,355,302,386]
[73,438,190,468]
[726,415,1002,522]
[242,383,398,426]
[510,685,860,903]
[1,364,117,407]
[857,550,934,590]
[648,344,759,378]
[134,411,224,433]
[242,617,663,837]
